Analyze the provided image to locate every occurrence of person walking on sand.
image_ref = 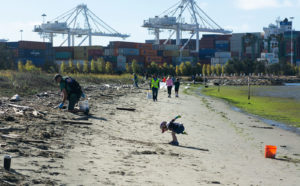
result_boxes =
[166,76,173,98]
[133,73,139,88]
[150,74,160,102]
[174,78,180,97]
[160,115,186,146]
[54,74,84,113]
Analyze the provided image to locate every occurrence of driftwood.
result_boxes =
[20,139,47,144]
[61,120,93,125]
[250,126,274,129]
[0,127,26,133]
[8,104,33,111]
[1,134,21,140]
[116,107,136,112]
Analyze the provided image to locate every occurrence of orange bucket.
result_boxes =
[265,145,277,158]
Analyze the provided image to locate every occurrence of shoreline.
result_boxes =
[196,85,300,128]
[189,85,300,136]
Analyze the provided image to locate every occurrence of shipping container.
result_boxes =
[18,49,46,59]
[126,56,145,63]
[19,41,48,50]
[136,43,152,50]
[199,49,216,59]
[55,52,73,60]
[117,55,126,71]
[6,42,19,49]
[118,48,139,56]
[211,57,231,66]
[145,56,162,64]
[215,52,231,58]
[152,44,181,51]
[110,41,137,49]
[140,49,157,56]
[157,50,164,56]
[88,49,103,60]
[54,47,74,52]
[173,57,194,66]
[103,56,117,63]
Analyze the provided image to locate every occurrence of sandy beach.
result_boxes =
[1,83,300,185]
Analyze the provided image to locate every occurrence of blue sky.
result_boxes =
[0,0,299,46]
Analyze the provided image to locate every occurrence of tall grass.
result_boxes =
[0,71,140,97]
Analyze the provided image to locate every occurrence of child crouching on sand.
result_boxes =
[160,116,186,146]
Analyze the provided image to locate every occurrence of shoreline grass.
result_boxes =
[0,71,140,97]
[197,85,300,128]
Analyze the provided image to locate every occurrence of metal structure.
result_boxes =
[34,4,130,46]
[143,0,232,52]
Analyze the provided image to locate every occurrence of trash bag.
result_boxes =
[147,90,152,99]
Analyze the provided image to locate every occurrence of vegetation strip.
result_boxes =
[199,86,300,128]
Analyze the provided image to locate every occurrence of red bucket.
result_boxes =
[265,145,277,159]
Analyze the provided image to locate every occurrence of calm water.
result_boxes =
[251,83,300,100]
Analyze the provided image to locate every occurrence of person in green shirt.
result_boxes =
[54,74,83,112]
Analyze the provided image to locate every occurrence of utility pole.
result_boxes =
[20,30,23,41]
[290,17,294,65]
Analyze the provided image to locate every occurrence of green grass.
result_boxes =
[0,71,141,97]
[201,86,300,128]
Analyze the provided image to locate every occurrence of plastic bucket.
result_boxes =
[265,145,277,159]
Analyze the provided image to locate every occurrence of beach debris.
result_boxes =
[10,94,20,102]
[4,116,15,122]
[0,127,26,133]
[61,120,93,125]
[8,104,33,111]
[36,92,49,98]
[116,107,136,112]
[250,126,274,129]
[1,134,21,140]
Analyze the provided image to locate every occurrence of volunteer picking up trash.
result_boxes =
[160,115,186,146]
[54,74,85,113]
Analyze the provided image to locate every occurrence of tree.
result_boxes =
[169,64,175,75]
[126,63,132,73]
[132,59,138,74]
[185,62,192,75]
[179,62,187,75]
[175,65,180,76]
[202,64,206,76]
[206,64,211,76]
[60,61,66,73]
[216,64,221,76]
[105,62,113,74]
[83,60,89,73]
[211,65,215,76]
[68,59,75,73]
[162,62,168,75]
[90,59,96,73]
[254,61,266,75]
[196,63,202,75]
[222,66,225,76]
[18,61,24,72]
[76,62,82,73]
[97,58,105,73]
[24,60,41,72]
[149,62,158,74]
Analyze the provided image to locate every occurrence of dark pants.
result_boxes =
[152,87,158,101]
[167,86,172,97]
[68,93,80,110]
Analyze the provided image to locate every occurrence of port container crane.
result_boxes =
[143,0,232,52]
[34,4,130,46]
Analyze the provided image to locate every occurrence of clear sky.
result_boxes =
[0,0,299,46]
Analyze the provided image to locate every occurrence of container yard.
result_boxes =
[0,2,299,72]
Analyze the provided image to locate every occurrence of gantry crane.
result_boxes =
[143,0,232,52]
[34,4,130,46]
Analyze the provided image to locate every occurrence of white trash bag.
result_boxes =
[147,90,152,99]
